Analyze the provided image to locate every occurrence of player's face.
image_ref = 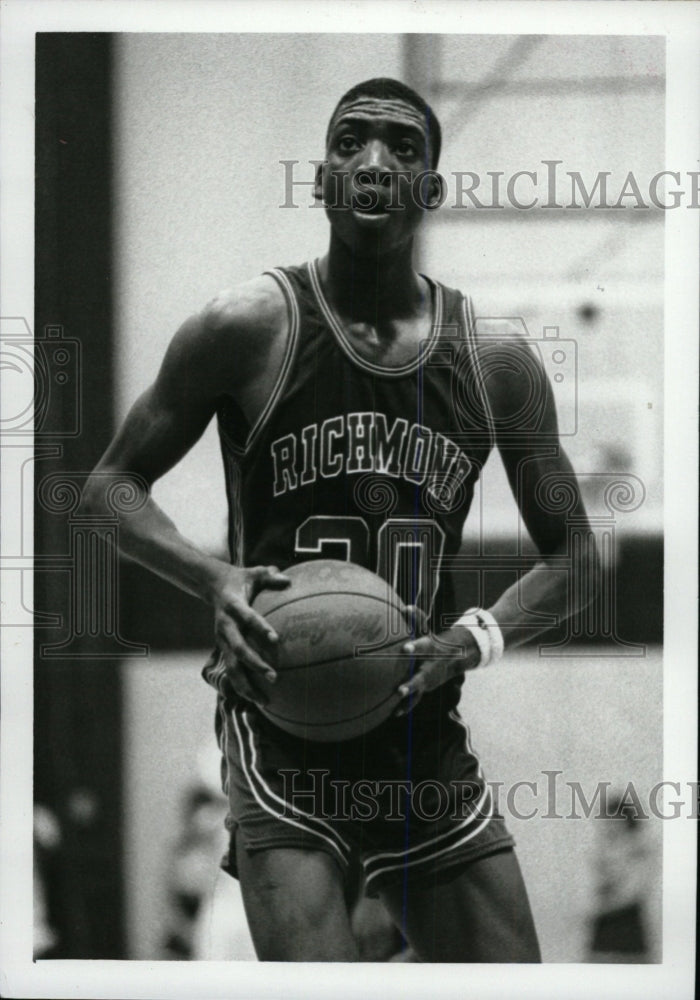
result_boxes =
[319,97,437,255]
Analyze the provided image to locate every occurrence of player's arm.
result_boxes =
[396,325,599,711]
[477,329,598,646]
[81,285,290,703]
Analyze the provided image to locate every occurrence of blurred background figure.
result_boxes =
[585,793,658,964]
[33,804,62,959]
[160,786,229,960]
[159,743,255,961]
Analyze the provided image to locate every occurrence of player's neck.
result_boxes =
[319,236,425,322]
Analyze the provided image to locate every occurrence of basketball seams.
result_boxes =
[256,588,406,619]
[271,635,409,673]
[252,560,411,740]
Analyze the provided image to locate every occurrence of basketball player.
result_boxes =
[84,78,597,962]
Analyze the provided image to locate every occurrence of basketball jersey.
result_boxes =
[203,259,495,716]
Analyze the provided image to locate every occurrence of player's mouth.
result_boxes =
[351,192,392,224]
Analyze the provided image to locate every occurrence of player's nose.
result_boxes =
[356,139,394,183]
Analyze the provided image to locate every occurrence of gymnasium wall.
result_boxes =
[421,35,664,538]
[111,34,665,961]
[34,33,125,958]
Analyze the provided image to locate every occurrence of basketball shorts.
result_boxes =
[216,696,514,898]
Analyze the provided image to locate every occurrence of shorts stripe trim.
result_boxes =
[203,649,228,695]
[449,708,484,779]
[361,780,492,868]
[450,710,491,806]
[218,700,231,796]
[363,808,495,888]
[231,706,352,861]
[361,707,494,878]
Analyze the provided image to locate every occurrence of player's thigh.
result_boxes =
[350,895,406,961]
[379,849,541,963]
[235,830,358,961]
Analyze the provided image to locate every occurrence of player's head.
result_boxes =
[326,78,442,169]
[318,78,443,254]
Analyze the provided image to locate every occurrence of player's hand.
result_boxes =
[394,625,481,716]
[402,603,430,639]
[210,564,291,705]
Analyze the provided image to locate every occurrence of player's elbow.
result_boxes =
[79,472,109,517]
[79,466,150,519]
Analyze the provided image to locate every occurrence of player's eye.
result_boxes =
[337,134,361,153]
[396,139,420,158]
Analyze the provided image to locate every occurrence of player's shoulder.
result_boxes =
[456,303,551,419]
[471,316,539,368]
[471,316,526,343]
[159,273,288,393]
[200,272,287,341]
[435,279,532,361]
[427,275,525,348]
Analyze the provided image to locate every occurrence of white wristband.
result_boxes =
[454,608,491,666]
[454,607,505,667]
[475,609,505,665]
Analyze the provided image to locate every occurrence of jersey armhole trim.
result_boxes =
[309,258,445,378]
[217,418,245,457]
[461,295,496,451]
[242,268,300,454]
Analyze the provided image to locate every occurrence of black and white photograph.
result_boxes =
[1,2,698,998]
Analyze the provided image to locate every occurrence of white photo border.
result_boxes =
[1,1,697,998]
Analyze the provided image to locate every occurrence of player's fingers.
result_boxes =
[398,653,453,703]
[234,641,277,687]
[402,604,430,636]
[220,651,266,705]
[218,618,276,689]
[393,636,436,715]
[394,673,426,716]
[397,669,428,700]
[400,634,435,658]
[251,565,292,591]
[228,597,280,645]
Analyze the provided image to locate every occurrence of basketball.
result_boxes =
[252,559,412,741]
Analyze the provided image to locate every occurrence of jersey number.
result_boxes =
[294,515,445,616]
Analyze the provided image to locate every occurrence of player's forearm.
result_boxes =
[80,484,229,604]
[486,541,599,651]
[121,500,231,602]
[399,539,599,706]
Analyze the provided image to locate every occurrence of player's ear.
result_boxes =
[314,161,325,203]
[423,170,445,211]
